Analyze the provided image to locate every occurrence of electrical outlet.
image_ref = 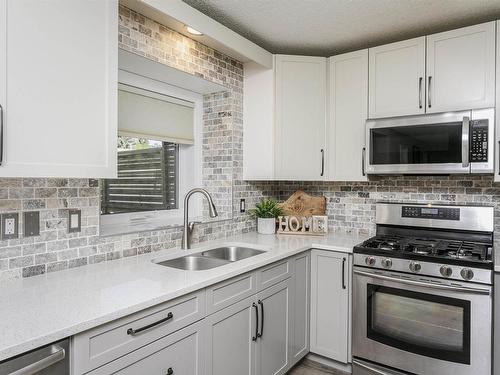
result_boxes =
[68,209,81,233]
[2,213,19,240]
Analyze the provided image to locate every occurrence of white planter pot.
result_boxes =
[257,217,276,235]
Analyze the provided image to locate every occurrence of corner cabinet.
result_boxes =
[328,50,368,181]
[310,249,351,363]
[0,0,117,178]
[274,55,327,180]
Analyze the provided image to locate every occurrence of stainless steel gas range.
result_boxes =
[352,202,494,375]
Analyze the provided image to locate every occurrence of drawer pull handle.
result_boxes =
[166,368,174,375]
[127,312,173,335]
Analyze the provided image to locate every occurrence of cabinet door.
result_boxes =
[0,0,117,178]
[243,60,275,180]
[310,250,350,363]
[496,21,500,183]
[86,321,204,375]
[256,278,292,375]
[368,37,425,118]
[328,50,368,181]
[426,22,495,113]
[275,55,326,180]
[205,296,256,375]
[290,252,310,365]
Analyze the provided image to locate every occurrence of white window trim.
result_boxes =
[100,69,203,237]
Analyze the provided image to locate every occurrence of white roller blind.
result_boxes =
[118,84,195,144]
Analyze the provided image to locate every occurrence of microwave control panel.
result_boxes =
[470,119,488,162]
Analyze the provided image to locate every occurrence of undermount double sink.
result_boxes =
[155,246,266,271]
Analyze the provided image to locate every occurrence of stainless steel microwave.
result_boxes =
[365,108,494,175]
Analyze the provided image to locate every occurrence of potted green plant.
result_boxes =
[250,199,283,234]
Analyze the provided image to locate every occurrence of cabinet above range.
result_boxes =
[369,21,495,119]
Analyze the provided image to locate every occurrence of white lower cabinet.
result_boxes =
[255,279,292,375]
[310,249,350,363]
[73,253,313,375]
[204,295,256,375]
[87,321,205,375]
[290,252,310,364]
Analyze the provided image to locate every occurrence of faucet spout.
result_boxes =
[182,188,218,250]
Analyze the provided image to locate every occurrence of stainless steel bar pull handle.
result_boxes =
[354,269,491,295]
[427,76,432,108]
[462,116,470,168]
[0,104,3,166]
[418,77,423,109]
[10,346,65,375]
[127,312,173,335]
[320,149,324,177]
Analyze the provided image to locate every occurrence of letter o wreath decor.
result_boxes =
[289,216,301,232]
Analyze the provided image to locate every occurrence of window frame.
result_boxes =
[100,69,203,236]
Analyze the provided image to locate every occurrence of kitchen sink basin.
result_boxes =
[200,246,266,262]
[154,245,267,270]
[157,255,230,271]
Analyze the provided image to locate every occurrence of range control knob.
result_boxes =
[460,268,474,281]
[440,265,453,278]
[409,261,421,273]
[365,256,376,266]
[381,258,393,269]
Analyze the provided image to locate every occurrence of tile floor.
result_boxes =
[287,359,350,375]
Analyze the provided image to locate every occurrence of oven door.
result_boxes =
[353,267,492,375]
[366,110,471,174]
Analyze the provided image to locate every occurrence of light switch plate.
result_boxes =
[23,211,40,237]
[68,209,81,233]
[2,213,19,240]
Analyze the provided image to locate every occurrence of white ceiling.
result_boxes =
[182,0,500,56]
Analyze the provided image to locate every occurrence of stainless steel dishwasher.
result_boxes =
[0,339,69,375]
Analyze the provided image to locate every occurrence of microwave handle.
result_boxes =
[462,116,470,168]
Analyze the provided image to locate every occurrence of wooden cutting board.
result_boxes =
[279,190,326,217]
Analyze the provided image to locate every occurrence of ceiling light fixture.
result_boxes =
[186,26,203,36]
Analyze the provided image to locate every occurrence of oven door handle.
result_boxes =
[354,269,491,295]
[462,116,470,168]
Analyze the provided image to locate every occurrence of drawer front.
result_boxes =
[87,321,205,375]
[73,291,205,374]
[256,259,291,291]
[206,272,257,314]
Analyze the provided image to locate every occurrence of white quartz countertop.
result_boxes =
[0,231,367,361]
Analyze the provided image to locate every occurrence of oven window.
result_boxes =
[367,285,471,364]
[370,123,462,164]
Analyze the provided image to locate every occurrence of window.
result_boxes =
[101,136,179,215]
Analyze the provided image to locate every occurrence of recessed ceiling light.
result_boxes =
[186,26,203,36]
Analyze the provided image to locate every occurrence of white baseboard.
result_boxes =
[305,353,352,374]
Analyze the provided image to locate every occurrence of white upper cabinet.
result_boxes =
[369,37,426,118]
[495,20,500,183]
[275,55,326,180]
[243,60,275,180]
[0,0,117,178]
[426,22,496,114]
[328,50,368,181]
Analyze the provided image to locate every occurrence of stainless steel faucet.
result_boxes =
[182,188,218,250]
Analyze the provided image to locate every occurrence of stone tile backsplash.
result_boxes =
[3,6,500,281]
